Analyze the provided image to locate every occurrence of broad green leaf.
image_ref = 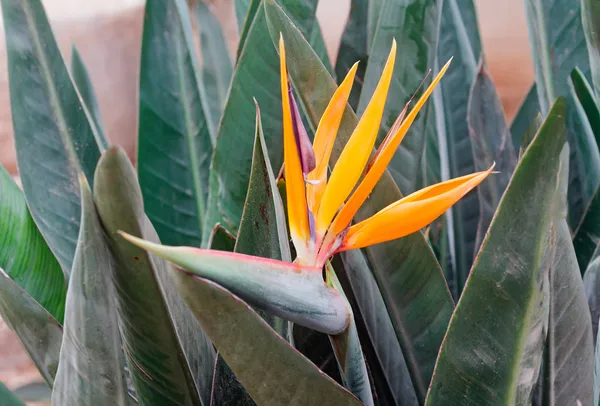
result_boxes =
[207,224,236,252]
[570,67,600,139]
[359,0,440,195]
[235,0,252,32]
[210,355,254,406]
[122,234,350,335]
[0,383,24,406]
[467,63,517,253]
[585,253,600,343]
[138,0,213,249]
[326,263,373,406]
[169,271,362,406]
[334,0,368,109]
[51,178,128,406]
[0,165,66,323]
[437,0,482,293]
[543,219,595,406]
[195,1,233,132]
[235,0,261,60]
[574,185,600,272]
[0,268,62,386]
[337,251,418,406]
[582,0,600,92]
[525,0,600,228]
[70,46,109,149]
[1,0,102,276]
[94,147,215,406]
[264,2,454,401]
[367,0,384,48]
[511,84,541,150]
[426,99,567,405]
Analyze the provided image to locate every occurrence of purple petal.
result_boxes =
[288,81,316,175]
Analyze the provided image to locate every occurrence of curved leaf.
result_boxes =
[138,0,214,249]
[359,0,440,195]
[426,99,568,405]
[570,67,600,137]
[0,268,62,386]
[467,63,517,253]
[573,182,600,272]
[70,46,109,149]
[207,224,236,252]
[585,254,600,344]
[195,1,233,132]
[511,84,541,150]
[170,271,362,406]
[0,165,65,323]
[264,2,454,401]
[51,178,128,406]
[1,0,102,276]
[94,147,215,406]
[338,250,418,406]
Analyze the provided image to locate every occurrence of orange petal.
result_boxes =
[315,40,397,237]
[330,60,452,235]
[306,62,358,214]
[340,165,494,250]
[279,35,310,258]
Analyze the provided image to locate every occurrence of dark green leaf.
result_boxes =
[582,0,600,93]
[0,383,24,406]
[519,113,544,159]
[265,2,454,401]
[335,0,368,109]
[467,62,517,253]
[12,382,51,403]
[235,0,261,60]
[169,272,362,406]
[1,0,102,276]
[0,268,62,386]
[0,165,65,323]
[195,1,233,131]
[571,67,600,138]
[525,0,600,229]
[585,253,600,343]
[426,99,568,405]
[336,251,418,406]
[94,147,215,406]
[511,84,541,150]
[574,185,600,272]
[138,0,214,249]
[437,0,482,293]
[210,354,254,406]
[52,178,128,405]
[359,0,440,195]
[70,46,109,149]
[207,224,236,252]
[326,263,373,406]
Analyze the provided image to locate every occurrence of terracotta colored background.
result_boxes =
[0,0,534,401]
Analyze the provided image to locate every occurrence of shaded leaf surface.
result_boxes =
[511,84,541,150]
[1,0,102,275]
[0,383,24,406]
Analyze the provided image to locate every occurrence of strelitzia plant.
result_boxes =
[122,36,493,323]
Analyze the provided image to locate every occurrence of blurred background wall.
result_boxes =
[0,0,534,400]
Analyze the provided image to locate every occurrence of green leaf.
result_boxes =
[0,383,24,406]
[264,2,454,401]
[326,263,373,406]
[70,46,109,150]
[195,1,233,132]
[511,84,541,150]
[210,355,254,406]
[0,268,62,386]
[426,99,568,405]
[0,165,66,323]
[51,178,128,405]
[519,113,544,159]
[122,233,350,335]
[359,0,440,195]
[542,219,595,406]
[570,67,600,138]
[235,0,261,59]
[137,0,214,249]
[582,0,600,93]
[94,147,215,406]
[525,0,600,229]
[584,253,600,343]
[11,382,51,403]
[467,63,517,253]
[334,0,368,109]
[1,0,102,276]
[437,0,482,293]
[337,251,418,405]
[574,185,600,272]
[367,0,383,48]
[207,224,236,252]
[168,271,362,405]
